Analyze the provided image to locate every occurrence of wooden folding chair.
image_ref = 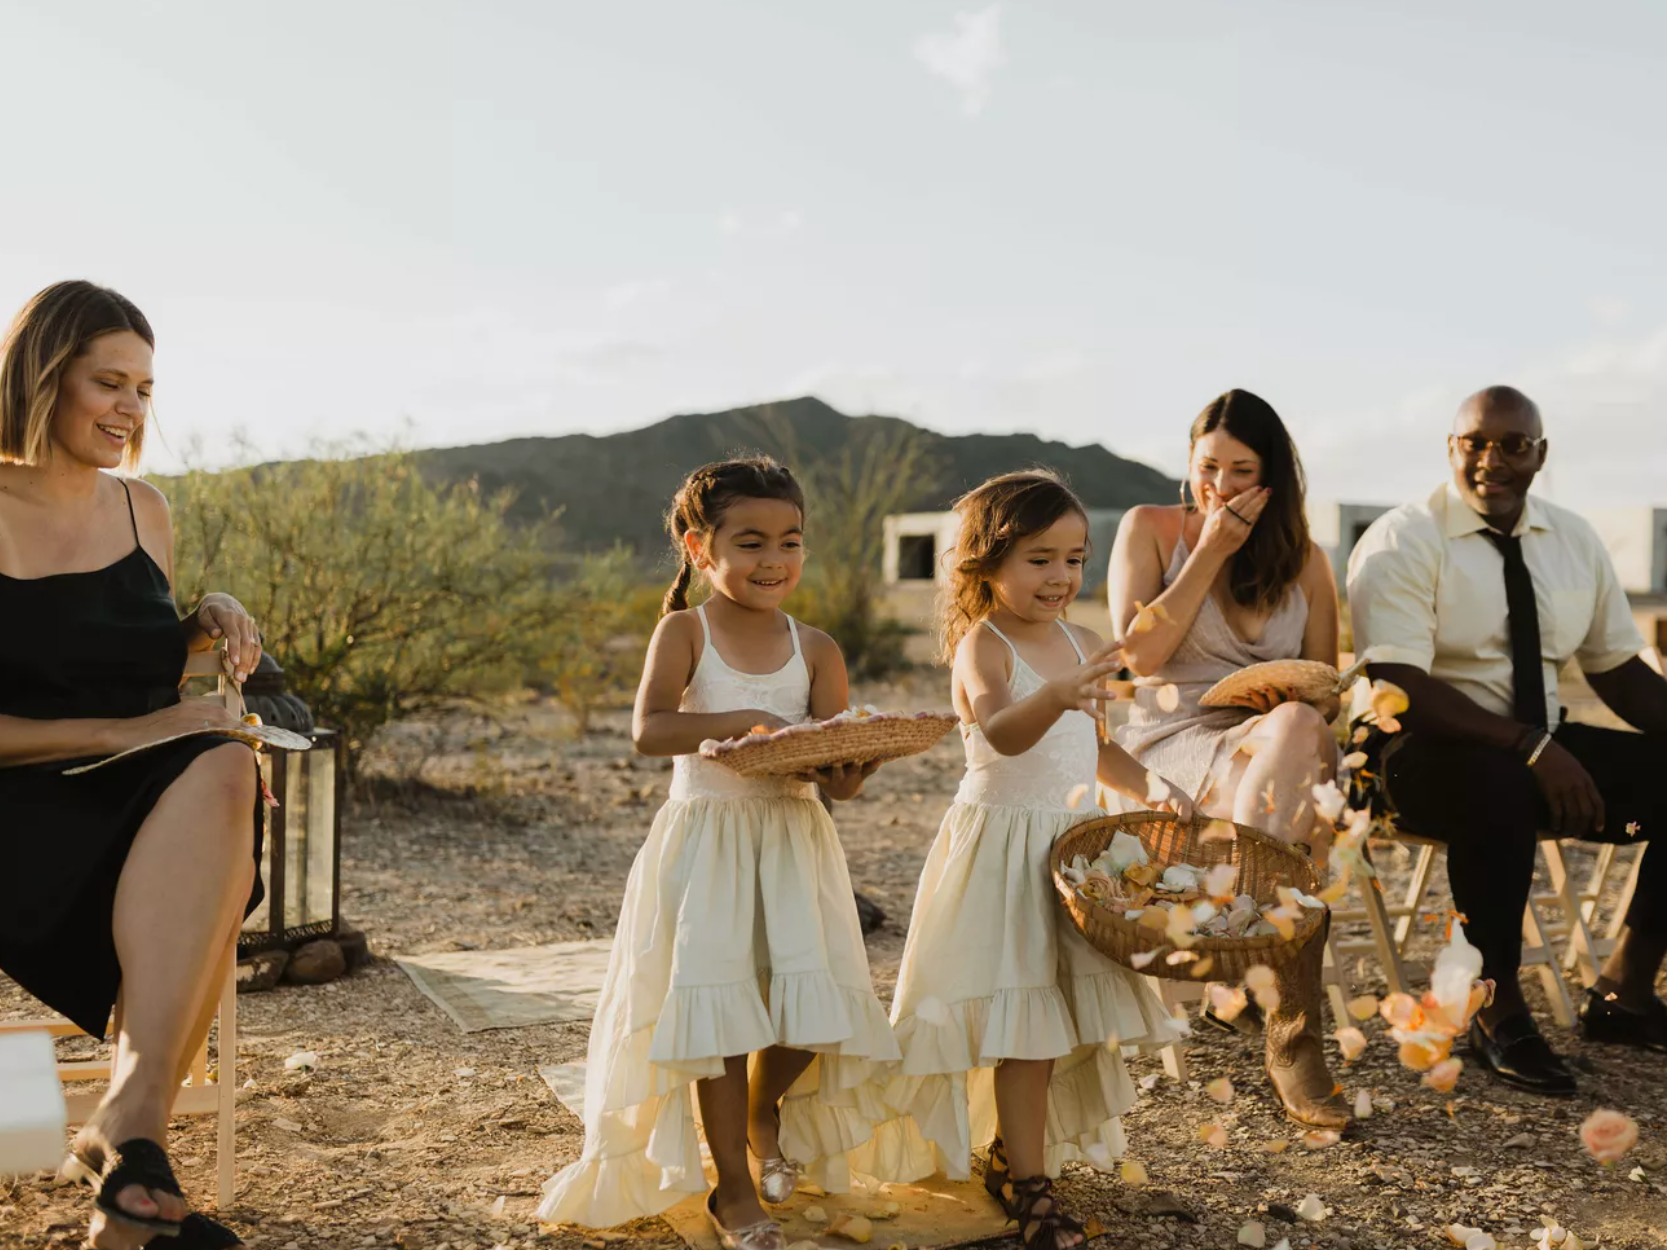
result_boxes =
[1323,828,1641,1028]
[0,650,243,1206]
[1534,840,1645,986]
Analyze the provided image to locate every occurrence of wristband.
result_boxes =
[1524,731,1553,768]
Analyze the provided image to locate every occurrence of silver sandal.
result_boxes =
[707,1191,786,1250]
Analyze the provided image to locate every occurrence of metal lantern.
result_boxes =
[234,655,344,955]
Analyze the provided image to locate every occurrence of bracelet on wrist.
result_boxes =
[1524,730,1553,768]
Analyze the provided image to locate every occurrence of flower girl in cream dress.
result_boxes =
[861,472,1190,1250]
[538,458,897,1250]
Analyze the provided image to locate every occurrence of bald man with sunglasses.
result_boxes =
[1347,385,1667,1096]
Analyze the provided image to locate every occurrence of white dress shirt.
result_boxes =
[1346,482,1643,730]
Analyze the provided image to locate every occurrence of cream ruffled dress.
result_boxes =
[538,608,899,1229]
[857,621,1184,1184]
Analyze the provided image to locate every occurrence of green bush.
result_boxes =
[531,548,662,733]
[164,440,563,769]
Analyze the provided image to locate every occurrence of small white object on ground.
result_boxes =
[0,1033,67,1177]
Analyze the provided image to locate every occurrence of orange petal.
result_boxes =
[1205,1077,1235,1105]
[1346,995,1381,1022]
[1198,1122,1228,1149]
[1302,1129,1341,1149]
[1421,1057,1463,1093]
[1333,1026,1368,1062]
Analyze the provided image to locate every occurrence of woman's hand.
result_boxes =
[191,593,263,682]
[106,699,249,753]
[795,759,881,801]
[1147,774,1195,822]
[1042,644,1125,716]
[1197,487,1271,561]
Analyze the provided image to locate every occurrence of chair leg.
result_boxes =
[216,961,237,1209]
[1392,844,1439,951]
[1321,925,1350,1026]
[1539,841,1603,986]
[1360,875,1412,997]
[1602,848,1645,945]
[1520,900,1576,1027]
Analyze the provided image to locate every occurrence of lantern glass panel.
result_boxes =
[282,758,310,932]
[301,744,337,928]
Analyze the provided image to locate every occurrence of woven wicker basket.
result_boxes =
[701,711,959,779]
[1051,811,1323,981]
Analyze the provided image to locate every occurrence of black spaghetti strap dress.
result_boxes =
[0,480,264,1036]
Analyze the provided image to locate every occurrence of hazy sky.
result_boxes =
[5,1,1664,508]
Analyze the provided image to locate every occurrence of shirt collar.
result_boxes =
[1437,480,1552,540]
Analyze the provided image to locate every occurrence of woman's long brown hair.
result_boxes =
[1188,389,1310,612]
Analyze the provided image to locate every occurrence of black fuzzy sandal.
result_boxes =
[94,1138,185,1237]
[175,1213,245,1248]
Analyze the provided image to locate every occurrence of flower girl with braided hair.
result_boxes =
[538,457,898,1250]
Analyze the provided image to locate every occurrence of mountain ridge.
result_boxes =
[410,396,1178,557]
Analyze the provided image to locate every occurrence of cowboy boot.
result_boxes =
[1264,916,1351,1129]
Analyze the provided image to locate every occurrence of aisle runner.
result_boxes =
[540,1061,1016,1249]
[395,939,613,1033]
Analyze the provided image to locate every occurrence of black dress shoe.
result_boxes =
[1467,1014,1578,1096]
[1578,988,1667,1054]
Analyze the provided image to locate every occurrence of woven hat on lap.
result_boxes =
[1198,659,1341,709]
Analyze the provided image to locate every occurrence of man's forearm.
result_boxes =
[1366,662,1529,752]
[1585,656,1667,736]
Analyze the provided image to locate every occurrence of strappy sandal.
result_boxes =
[1008,1174,1087,1250]
[93,1138,186,1237]
[982,1135,1019,1216]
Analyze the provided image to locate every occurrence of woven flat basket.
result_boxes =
[701,711,959,779]
[1051,811,1324,981]
[1197,659,1341,710]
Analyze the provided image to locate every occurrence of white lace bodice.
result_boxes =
[669,606,818,802]
[954,621,1100,809]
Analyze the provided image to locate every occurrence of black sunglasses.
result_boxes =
[1451,433,1545,458]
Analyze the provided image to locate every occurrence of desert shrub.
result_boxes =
[532,548,662,733]
[165,439,563,769]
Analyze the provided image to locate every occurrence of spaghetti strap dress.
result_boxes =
[1114,534,1336,802]
[0,478,264,1037]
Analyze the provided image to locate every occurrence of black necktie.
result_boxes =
[1483,530,1548,729]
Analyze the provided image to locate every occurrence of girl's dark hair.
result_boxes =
[1187,389,1310,612]
[939,469,1088,663]
[1,280,154,469]
[662,456,806,615]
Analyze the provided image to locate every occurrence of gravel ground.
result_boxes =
[4,682,1664,1250]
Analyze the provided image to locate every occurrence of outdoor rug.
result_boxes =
[540,1060,1022,1249]
[395,938,613,1033]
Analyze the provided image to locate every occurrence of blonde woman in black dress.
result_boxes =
[0,282,263,1250]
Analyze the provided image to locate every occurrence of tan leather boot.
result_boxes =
[1264,917,1351,1129]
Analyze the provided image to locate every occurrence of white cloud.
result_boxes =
[913,5,1005,117]
[715,208,804,240]
[1018,348,1086,383]
[603,279,671,309]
